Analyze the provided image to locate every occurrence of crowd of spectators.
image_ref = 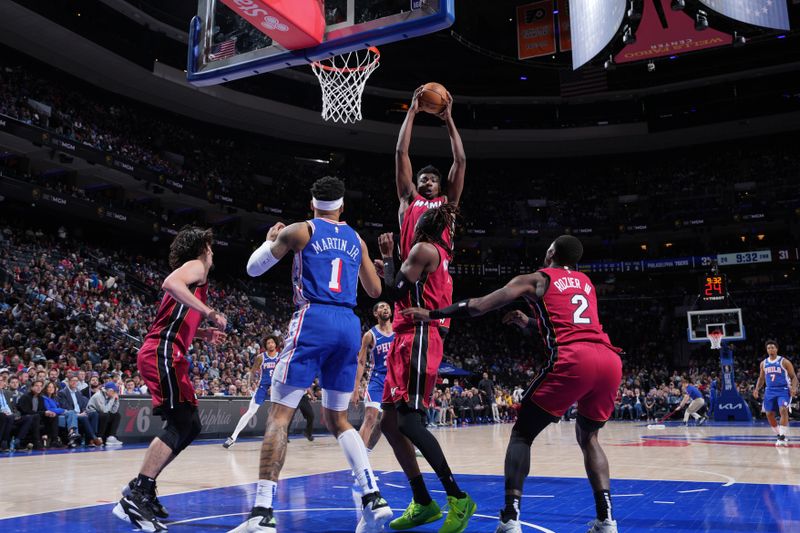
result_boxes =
[2,56,799,241]
[0,216,798,452]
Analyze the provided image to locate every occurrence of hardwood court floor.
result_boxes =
[1,420,797,532]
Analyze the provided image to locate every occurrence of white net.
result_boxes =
[310,47,380,124]
[708,331,723,350]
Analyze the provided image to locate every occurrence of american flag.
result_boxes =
[209,38,237,61]
[699,0,790,31]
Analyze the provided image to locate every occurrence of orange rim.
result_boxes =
[312,46,380,73]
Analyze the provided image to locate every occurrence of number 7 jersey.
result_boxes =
[292,218,362,308]
[527,267,620,351]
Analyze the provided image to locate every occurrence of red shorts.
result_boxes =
[137,338,197,410]
[383,324,443,410]
[527,342,622,423]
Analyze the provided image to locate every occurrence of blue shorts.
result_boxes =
[273,304,360,392]
[763,390,791,413]
[365,374,386,410]
[254,380,270,405]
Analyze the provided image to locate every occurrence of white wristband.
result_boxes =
[246,240,279,277]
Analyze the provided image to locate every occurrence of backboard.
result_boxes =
[687,308,745,343]
[187,0,455,86]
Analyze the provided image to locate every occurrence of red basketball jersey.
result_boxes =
[144,283,209,357]
[399,195,451,260]
[393,243,453,334]
[527,267,619,351]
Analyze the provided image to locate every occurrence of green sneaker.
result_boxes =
[389,499,443,530]
[439,493,477,533]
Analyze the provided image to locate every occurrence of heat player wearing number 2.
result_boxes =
[402,235,623,533]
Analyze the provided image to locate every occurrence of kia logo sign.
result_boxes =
[719,403,743,410]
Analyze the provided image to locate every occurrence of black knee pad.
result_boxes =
[576,413,606,434]
[159,405,201,455]
[396,404,427,441]
[512,401,557,444]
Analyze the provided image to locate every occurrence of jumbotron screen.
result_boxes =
[569,0,627,69]
[699,0,791,31]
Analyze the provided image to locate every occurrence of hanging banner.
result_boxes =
[517,1,557,59]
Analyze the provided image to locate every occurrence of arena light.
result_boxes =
[695,10,709,31]
[757,234,765,241]
[640,244,647,251]
[622,25,636,45]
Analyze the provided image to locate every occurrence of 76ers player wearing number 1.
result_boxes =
[403,235,623,533]
[229,176,392,533]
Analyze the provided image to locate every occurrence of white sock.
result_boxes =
[337,429,378,495]
[779,425,787,437]
[255,479,277,509]
[231,402,260,442]
[366,447,373,455]
[691,412,701,420]
[771,425,780,435]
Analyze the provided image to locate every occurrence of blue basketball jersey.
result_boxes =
[260,352,279,385]
[292,218,361,308]
[764,356,789,390]
[369,326,394,379]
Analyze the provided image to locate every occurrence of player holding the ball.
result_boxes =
[374,85,473,533]
[395,83,466,262]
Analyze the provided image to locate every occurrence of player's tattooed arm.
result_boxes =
[358,237,382,298]
[247,221,311,276]
[753,361,766,400]
[353,331,374,404]
[441,91,466,206]
[396,86,424,204]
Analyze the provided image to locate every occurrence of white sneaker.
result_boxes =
[495,519,523,532]
[106,436,122,445]
[776,438,789,447]
[356,494,392,533]
[227,507,275,533]
[587,518,618,533]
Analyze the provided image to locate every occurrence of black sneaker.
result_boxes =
[123,479,169,519]
[223,437,235,449]
[113,488,167,532]
[304,428,314,442]
[229,506,276,532]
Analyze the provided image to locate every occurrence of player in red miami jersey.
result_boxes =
[403,235,623,533]
[377,203,476,533]
[395,87,465,270]
[113,226,227,532]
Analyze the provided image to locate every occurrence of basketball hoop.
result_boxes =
[311,46,380,124]
[708,330,723,350]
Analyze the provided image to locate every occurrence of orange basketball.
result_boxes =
[418,82,449,114]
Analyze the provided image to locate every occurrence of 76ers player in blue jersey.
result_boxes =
[354,301,394,453]
[223,335,280,448]
[754,339,798,447]
[230,177,392,533]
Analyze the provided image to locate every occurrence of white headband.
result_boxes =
[312,197,343,211]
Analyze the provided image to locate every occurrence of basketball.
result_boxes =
[418,82,449,114]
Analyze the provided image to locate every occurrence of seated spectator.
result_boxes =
[16,379,46,450]
[83,375,102,399]
[123,379,137,395]
[0,378,38,452]
[87,382,121,446]
[57,375,102,447]
[42,380,79,448]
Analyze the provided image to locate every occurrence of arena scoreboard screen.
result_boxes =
[700,273,727,302]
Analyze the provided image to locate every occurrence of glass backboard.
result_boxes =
[188,0,455,86]
[687,308,745,343]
